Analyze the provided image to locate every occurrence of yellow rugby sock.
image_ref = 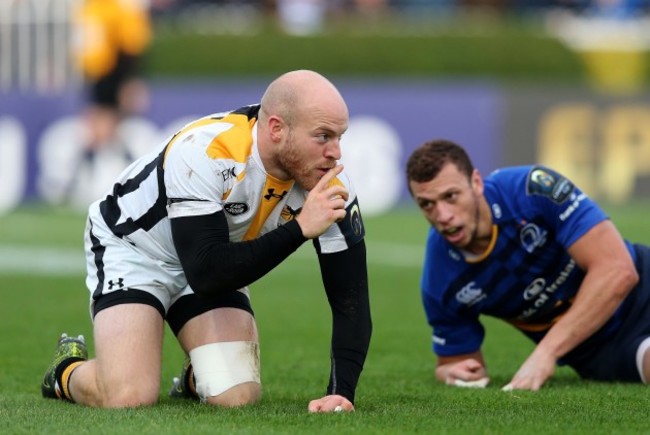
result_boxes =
[59,360,84,402]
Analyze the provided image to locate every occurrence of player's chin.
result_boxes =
[299,175,320,191]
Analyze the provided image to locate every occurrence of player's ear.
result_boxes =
[268,115,285,142]
[470,169,484,194]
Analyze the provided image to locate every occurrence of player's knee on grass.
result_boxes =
[99,381,161,408]
[204,382,261,407]
[190,341,261,407]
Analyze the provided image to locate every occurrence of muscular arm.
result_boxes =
[317,240,372,404]
[171,210,307,297]
[169,164,349,299]
[508,220,639,390]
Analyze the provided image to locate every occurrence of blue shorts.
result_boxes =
[567,244,650,382]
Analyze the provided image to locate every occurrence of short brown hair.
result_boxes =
[406,140,474,186]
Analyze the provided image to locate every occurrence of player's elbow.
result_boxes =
[605,259,639,302]
[184,265,236,297]
[617,265,639,297]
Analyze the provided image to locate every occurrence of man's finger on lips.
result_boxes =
[317,165,343,190]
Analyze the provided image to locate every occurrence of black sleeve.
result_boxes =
[317,239,372,404]
[171,210,307,297]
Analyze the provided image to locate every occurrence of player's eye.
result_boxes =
[445,192,458,202]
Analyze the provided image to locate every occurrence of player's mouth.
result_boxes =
[317,166,335,177]
[441,226,464,244]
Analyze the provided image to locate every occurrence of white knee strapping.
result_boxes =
[635,337,650,384]
[189,341,260,401]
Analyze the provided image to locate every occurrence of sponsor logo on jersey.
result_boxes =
[519,222,547,253]
[519,259,575,319]
[264,188,287,201]
[526,166,574,204]
[455,281,486,306]
[559,192,586,222]
[224,202,249,215]
[523,278,546,300]
[221,167,236,182]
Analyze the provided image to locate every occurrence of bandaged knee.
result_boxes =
[189,341,260,401]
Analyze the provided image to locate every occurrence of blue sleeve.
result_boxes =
[421,230,485,356]
[521,166,608,248]
[490,166,608,249]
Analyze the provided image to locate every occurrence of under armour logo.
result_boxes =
[264,188,287,201]
[108,278,124,290]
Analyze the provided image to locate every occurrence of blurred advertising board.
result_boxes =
[503,87,650,203]
[3,80,650,217]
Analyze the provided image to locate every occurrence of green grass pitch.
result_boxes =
[1,203,650,434]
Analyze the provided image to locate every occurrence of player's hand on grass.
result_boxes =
[502,348,556,391]
[307,394,354,413]
[444,358,490,388]
[296,165,349,239]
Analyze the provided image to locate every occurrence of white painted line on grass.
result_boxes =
[0,245,85,275]
[0,240,425,275]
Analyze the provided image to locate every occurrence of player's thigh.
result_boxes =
[177,306,258,351]
[93,303,165,402]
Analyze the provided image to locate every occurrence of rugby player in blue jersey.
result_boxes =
[41,70,371,412]
[406,139,650,391]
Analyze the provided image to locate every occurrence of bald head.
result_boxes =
[256,70,349,188]
[260,70,348,126]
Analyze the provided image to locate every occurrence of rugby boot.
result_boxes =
[41,333,88,399]
[169,357,197,400]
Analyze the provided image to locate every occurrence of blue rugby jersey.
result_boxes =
[421,165,637,358]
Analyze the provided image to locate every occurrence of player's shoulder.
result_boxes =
[486,164,574,203]
[486,165,532,184]
[185,104,260,134]
[523,165,575,205]
[168,105,261,158]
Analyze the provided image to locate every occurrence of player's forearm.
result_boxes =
[172,212,307,296]
[541,220,640,360]
[537,266,637,360]
[318,240,372,403]
[326,300,372,402]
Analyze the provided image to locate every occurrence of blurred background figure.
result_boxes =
[275,0,327,35]
[70,0,153,186]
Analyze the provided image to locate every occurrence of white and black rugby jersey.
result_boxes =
[89,105,364,265]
